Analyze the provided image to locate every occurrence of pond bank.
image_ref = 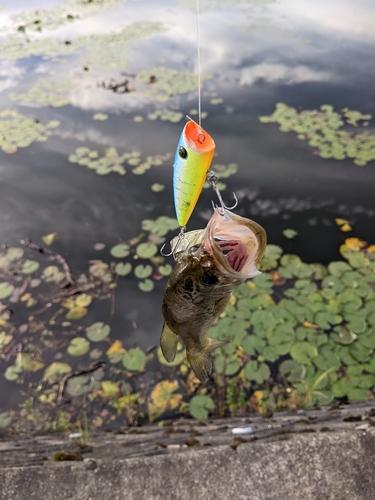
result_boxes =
[1,401,375,500]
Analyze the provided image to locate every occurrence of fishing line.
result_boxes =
[196,0,202,129]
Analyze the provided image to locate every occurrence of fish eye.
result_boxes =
[201,272,220,286]
[189,244,200,256]
[178,146,188,159]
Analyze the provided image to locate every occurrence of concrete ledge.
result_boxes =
[1,402,375,500]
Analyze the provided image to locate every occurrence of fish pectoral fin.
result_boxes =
[207,337,229,352]
[187,338,228,382]
[160,323,178,363]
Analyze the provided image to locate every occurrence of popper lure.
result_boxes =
[173,119,215,228]
[161,119,215,257]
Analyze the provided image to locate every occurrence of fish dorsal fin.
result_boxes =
[160,323,178,363]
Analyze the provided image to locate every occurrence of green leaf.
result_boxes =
[110,243,130,258]
[0,282,14,299]
[0,412,12,428]
[188,395,215,419]
[328,261,351,277]
[134,264,153,279]
[242,335,266,355]
[16,352,44,372]
[86,322,111,342]
[41,232,58,246]
[4,365,22,381]
[6,247,24,261]
[244,360,270,384]
[44,362,72,380]
[66,374,98,397]
[138,279,154,292]
[101,380,119,397]
[331,325,357,345]
[322,276,344,293]
[158,264,173,276]
[20,260,40,274]
[283,229,298,239]
[122,347,146,371]
[67,337,90,356]
[290,342,318,364]
[314,311,342,330]
[279,359,306,382]
[136,242,158,258]
[115,262,132,276]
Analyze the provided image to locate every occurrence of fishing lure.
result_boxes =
[173,118,215,228]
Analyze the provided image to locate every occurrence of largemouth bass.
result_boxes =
[160,208,267,382]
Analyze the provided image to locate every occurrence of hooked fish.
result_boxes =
[173,119,215,229]
[160,208,267,382]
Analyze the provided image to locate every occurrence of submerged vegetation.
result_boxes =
[260,104,375,166]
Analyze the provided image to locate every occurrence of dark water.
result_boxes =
[0,0,374,418]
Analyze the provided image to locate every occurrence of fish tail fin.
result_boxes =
[160,323,178,362]
[187,338,228,382]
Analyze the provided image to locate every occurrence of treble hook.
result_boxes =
[160,227,186,257]
[206,171,238,215]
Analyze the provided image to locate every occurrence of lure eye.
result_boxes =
[178,146,188,159]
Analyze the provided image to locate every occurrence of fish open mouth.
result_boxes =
[204,209,266,278]
[213,238,248,273]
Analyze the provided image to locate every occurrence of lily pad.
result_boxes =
[279,359,306,382]
[20,260,40,274]
[290,342,318,365]
[65,374,98,397]
[86,322,111,342]
[158,264,173,276]
[44,362,72,380]
[122,348,146,371]
[136,242,158,258]
[331,325,357,345]
[188,395,215,419]
[244,360,270,384]
[138,279,154,292]
[150,380,181,411]
[110,243,130,258]
[4,365,22,381]
[101,381,119,397]
[0,412,12,428]
[134,264,153,279]
[283,229,298,239]
[115,262,132,276]
[0,282,15,299]
[67,337,90,357]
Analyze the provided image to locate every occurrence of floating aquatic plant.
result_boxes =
[7,0,125,34]
[8,79,74,107]
[0,110,59,153]
[137,66,212,102]
[0,22,166,62]
[68,147,171,176]
[259,103,375,166]
[1,225,375,431]
[147,109,184,123]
